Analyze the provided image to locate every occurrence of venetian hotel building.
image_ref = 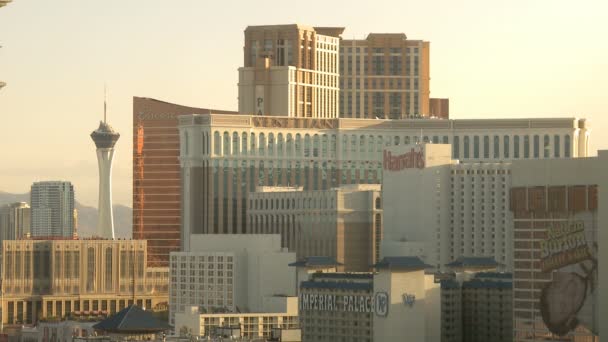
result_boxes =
[178,114,589,244]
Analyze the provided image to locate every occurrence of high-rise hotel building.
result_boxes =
[30,181,75,238]
[133,97,236,267]
[178,114,589,244]
[340,33,433,119]
[238,25,342,118]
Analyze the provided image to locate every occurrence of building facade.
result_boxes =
[340,33,431,119]
[440,260,512,342]
[0,202,31,243]
[382,144,513,270]
[169,234,295,325]
[175,304,299,340]
[132,97,237,267]
[239,25,342,118]
[30,181,74,238]
[296,256,441,342]
[246,184,382,271]
[510,155,605,342]
[1,239,169,325]
[179,114,588,241]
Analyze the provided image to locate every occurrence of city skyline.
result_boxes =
[1,0,607,207]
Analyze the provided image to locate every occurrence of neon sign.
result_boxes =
[383,148,425,171]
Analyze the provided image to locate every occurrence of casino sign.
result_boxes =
[300,292,389,317]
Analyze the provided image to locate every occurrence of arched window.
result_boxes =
[493,136,499,159]
[304,134,312,157]
[375,197,381,209]
[394,136,400,145]
[368,135,374,157]
[242,132,248,155]
[286,134,293,157]
[295,134,302,157]
[432,136,439,144]
[214,131,221,155]
[86,247,95,292]
[330,135,337,157]
[524,135,530,158]
[233,132,240,155]
[504,135,510,159]
[544,134,550,158]
[351,135,357,153]
[554,135,560,158]
[533,135,540,158]
[313,134,320,157]
[223,132,231,156]
[259,133,266,156]
[514,136,520,159]
[268,133,275,155]
[473,136,480,158]
[464,136,470,159]
[564,135,571,157]
[277,133,284,157]
[453,136,460,159]
[250,133,256,155]
[404,136,410,145]
[442,136,448,144]
[360,135,366,153]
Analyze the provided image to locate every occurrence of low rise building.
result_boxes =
[1,239,169,325]
[175,301,299,340]
[170,234,296,325]
[247,184,382,271]
[440,258,512,342]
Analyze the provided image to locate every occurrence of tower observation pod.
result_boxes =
[91,119,120,239]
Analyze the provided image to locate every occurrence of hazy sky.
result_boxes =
[1,0,607,207]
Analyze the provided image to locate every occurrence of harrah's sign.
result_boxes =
[383,148,425,171]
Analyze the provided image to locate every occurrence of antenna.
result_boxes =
[104,84,107,123]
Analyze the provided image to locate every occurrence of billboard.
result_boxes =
[539,215,598,336]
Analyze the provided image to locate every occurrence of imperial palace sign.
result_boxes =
[300,292,389,317]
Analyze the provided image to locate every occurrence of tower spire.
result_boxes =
[104,84,107,124]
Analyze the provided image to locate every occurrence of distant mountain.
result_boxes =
[0,191,132,238]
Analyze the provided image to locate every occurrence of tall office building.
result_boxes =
[340,33,432,119]
[0,202,31,243]
[30,181,74,237]
[179,113,589,242]
[238,24,342,118]
[133,97,237,267]
[91,117,120,239]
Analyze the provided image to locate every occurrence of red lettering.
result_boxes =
[383,148,425,171]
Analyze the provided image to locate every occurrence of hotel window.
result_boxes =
[453,136,460,159]
[390,56,402,75]
[554,135,560,157]
[564,134,571,157]
[214,132,221,155]
[514,135,520,158]
[482,136,489,158]
[524,135,530,158]
[504,135,510,158]
[493,136,499,159]
[373,92,383,117]
[443,136,449,144]
[544,134,550,158]
[250,40,258,66]
[473,136,480,158]
[105,247,113,291]
[463,136,470,159]
[242,132,248,155]
[373,55,384,75]
[533,135,540,158]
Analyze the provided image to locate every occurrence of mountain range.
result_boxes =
[0,191,132,238]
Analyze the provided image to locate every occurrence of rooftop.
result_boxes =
[445,257,501,269]
[93,305,170,333]
[373,256,432,271]
[289,256,342,268]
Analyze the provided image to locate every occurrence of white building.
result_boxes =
[169,234,296,325]
[30,181,75,237]
[0,202,30,243]
[382,143,513,271]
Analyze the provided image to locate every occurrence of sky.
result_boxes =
[1,0,607,207]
